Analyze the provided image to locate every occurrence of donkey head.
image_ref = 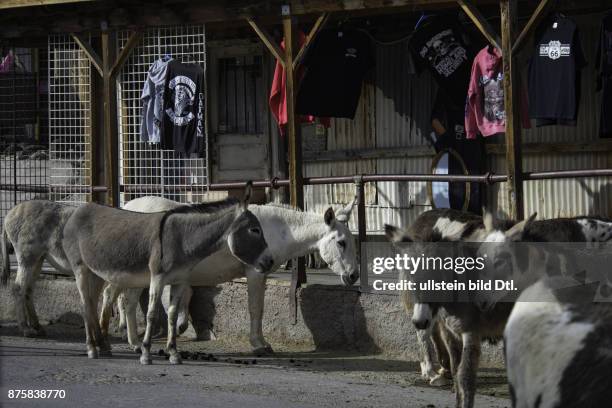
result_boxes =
[318,198,359,286]
[227,182,274,273]
[385,224,442,330]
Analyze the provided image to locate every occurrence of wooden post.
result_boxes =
[355,177,368,292]
[282,5,306,323]
[500,0,524,220]
[101,29,119,207]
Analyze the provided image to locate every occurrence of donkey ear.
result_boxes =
[336,196,357,224]
[324,207,336,227]
[385,224,412,243]
[242,181,253,211]
[505,212,537,241]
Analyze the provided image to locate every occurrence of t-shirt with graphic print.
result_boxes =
[410,16,475,110]
[162,60,206,155]
[528,14,586,126]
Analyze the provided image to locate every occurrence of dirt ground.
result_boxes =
[0,321,510,408]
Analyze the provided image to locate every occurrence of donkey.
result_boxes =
[62,184,274,365]
[388,212,612,408]
[385,209,515,387]
[103,196,359,354]
[1,200,76,336]
[505,276,612,408]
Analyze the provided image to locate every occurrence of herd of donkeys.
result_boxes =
[1,182,612,408]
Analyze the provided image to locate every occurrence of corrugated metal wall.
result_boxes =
[303,14,611,232]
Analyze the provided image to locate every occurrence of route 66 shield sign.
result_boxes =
[547,41,561,60]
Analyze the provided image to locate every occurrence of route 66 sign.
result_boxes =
[539,40,570,60]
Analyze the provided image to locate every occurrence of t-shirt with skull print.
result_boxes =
[162,60,206,155]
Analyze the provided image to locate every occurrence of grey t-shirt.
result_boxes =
[141,57,173,143]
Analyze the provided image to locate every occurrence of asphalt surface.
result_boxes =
[0,323,510,408]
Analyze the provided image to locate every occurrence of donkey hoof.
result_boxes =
[430,374,452,387]
[253,345,274,356]
[169,355,182,365]
[87,349,99,359]
[23,327,40,338]
[133,346,142,354]
[139,355,152,365]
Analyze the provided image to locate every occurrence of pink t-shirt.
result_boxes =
[465,46,529,138]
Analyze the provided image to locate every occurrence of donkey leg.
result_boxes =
[100,283,122,340]
[456,332,480,408]
[416,326,438,381]
[120,289,142,353]
[25,257,45,336]
[88,276,111,357]
[140,275,164,365]
[246,268,272,355]
[166,283,189,364]
[73,266,99,359]
[13,252,42,337]
[430,321,453,386]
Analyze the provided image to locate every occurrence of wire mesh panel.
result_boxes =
[117,26,210,206]
[0,47,49,228]
[47,34,92,205]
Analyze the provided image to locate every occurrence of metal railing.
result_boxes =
[3,168,612,291]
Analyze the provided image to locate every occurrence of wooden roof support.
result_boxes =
[246,17,286,68]
[293,12,328,70]
[457,0,501,49]
[512,0,553,55]
[0,0,95,9]
[110,30,142,79]
[70,33,103,77]
[500,0,524,220]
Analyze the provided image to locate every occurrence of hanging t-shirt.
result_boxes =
[432,92,483,214]
[162,60,206,155]
[410,16,474,109]
[528,14,586,126]
[597,11,612,138]
[141,56,172,144]
[296,28,374,119]
[465,46,530,139]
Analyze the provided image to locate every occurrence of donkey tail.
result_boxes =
[1,226,11,286]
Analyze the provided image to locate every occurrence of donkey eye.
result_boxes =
[249,228,261,235]
[338,240,346,250]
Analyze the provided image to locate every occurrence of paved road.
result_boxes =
[0,327,510,408]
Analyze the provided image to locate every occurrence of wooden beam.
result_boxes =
[293,12,328,70]
[283,5,306,321]
[101,30,119,207]
[70,33,103,77]
[110,30,142,78]
[246,17,285,67]
[457,0,501,50]
[0,0,95,9]
[512,0,553,55]
[500,0,524,220]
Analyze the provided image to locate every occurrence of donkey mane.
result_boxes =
[264,202,303,212]
[159,197,240,259]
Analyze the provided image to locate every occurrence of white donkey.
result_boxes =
[103,196,359,354]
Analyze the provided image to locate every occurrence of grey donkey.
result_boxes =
[1,200,76,336]
[62,183,274,365]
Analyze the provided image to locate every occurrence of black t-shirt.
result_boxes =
[410,16,474,109]
[296,29,374,119]
[528,14,586,126]
[431,93,484,214]
[162,60,206,155]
